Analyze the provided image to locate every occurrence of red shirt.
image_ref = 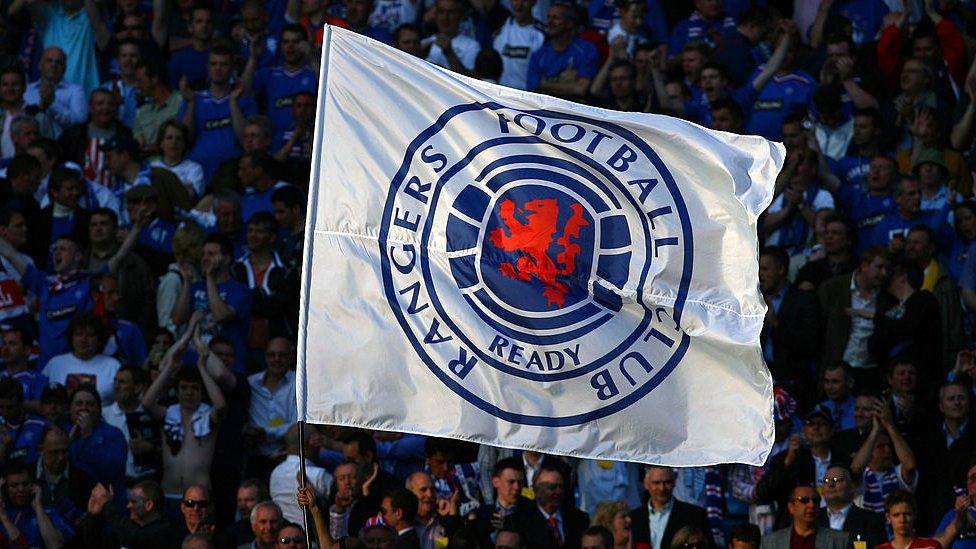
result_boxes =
[790,528,816,549]
[875,539,942,549]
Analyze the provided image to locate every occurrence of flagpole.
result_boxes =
[298,420,311,547]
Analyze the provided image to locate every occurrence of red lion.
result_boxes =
[487,198,589,307]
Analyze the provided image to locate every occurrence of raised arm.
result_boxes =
[192,327,236,392]
[229,85,248,146]
[850,414,882,474]
[198,351,226,424]
[107,210,148,273]
[84,0,110,51]
[879,400,916,484]
[141,325,195,420]
[31,486,64,549]
[0,237,28,275]
[151,0,168,47]
[750,21,793,92]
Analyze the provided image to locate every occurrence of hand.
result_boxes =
[558,60,578,83]
[30,484,42,511]
[362,462,380,496]
[87,483,113,515]
[835,56,855,81]
[248,34,266,61]
[435,33,453,56]
[875,399,895,429]
[297,482,316,508]
[783,186,803,208]
[178,76,193,103]
[39,79,55,109]
[648,46,665,71]
[610,36,628,59]
[954,492,971,525]
[883,10,906,28]
[956,350,976,376]
[785,434,801,466]
[230,82,244,102]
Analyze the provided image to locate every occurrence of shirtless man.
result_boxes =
[141,324,226,499]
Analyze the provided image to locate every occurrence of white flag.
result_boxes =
[297,26,783,466]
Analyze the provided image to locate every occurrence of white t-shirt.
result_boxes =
[270,455,332,524]
[493,17,546,90]
[424,34,481,72]
[150,158,206,197]
[43,353,121,405]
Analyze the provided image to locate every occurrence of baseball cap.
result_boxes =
[99,133,140,156]
[804,403,833,425]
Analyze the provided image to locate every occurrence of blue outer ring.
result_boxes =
[378,102,696,426]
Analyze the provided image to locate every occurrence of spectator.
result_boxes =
[101,365,161,482]
[273,91,315,166]
[149,120,205,200]
[270,423,331,525]
[99,38,139,130]
[422,0,480,75]
[832,108,886,191]
[91,271,148,367]
[141,325,226,501]
[526,3,597,100]
[171,233,252,373]
[36,425,94,530]
[0,327,46,412]
[239,154,291,225]
[35,165,91,268]
[227,478,268,547]
[881,490,952,549]
[818,362,856,430]
[933,457,976,546]
[83,479,179,548]
[758,485,847,549]
[629,466,711,549]
[670,0,736,52]
[157,222,204,337]
[270,185,306,273]
[249,500,283,549]
[133,60,181,155]
[345,0,391,42]
[589,501,632,549]
[727,523,760,549]
[472,456,524,547]
[849,396,917,514]
[492,0,545,90]
[0,460,71,547]
[0,68,52,159]
[21,47,87,138]
[167,6,214,91]
[179,43,257,182]
[392,24,424,58]
[337,429,399,498]
[407,470,457,546]
[743,24,815,141]
[819,246,890,393]
[0,377,47,466]
[815,464,887,547]
[758,245,820,400]
[504,464,588,549]
[174,485,223,541]
[796,213,858,291]
[381,487,421,547]
[243,24,318,145]
[59,89,132,189]
[86,207,156,336]
[245,336,297,478]
[762,149,835,253]
[43,312,121,403]
[0,119,42,169]
[64,384,127,504]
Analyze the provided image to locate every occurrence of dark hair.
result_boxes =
[66,312,107,350]
[339,429,377,460]
[760,245,790,272]
[70,383,103,409]
[582,526,613,548]
[823,212,855,244]
[813,84,843,115]
[423,437,456,459]
[244,152,276,176]
[0,326,28,347]
[238,478,270,501]
[889,258,924,290]
[118,364,148,388]
[853,107,883,127]
[534,463,565,486]
[475,48,503,81]
[729,523,761,544]
[0,66,25,87]
[0,378,23,402]
[247,211,278,234]
[209,43,234,60]
[156,119,191,152]
[26,138,60,163]
[823,361,852,380]
[6,154,40,180]
[907,224,934,246]
[700,61,729,80]
[48,165,82,193]
[858,245,888,267]
[393,23,420,44]
[386,487,419,522]
[175,366,203,387]
[136,58,166,82]
[709,97,744,122]
[203,233,233,257]
[90,207,119,226]
[133,479,165,511]
[281,23,308,41]
[271,185,305,210]
[3,461,31,480]
[884,489,916,514]
[492,456,525,477]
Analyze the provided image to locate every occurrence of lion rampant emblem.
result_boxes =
[487,198,590,307]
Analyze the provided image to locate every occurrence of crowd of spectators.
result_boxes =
[4,0,976,548]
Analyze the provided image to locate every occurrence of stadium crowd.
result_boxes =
[5,0,976,547]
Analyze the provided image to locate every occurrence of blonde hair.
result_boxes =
[172,221,206,264]
[591,500,629,530]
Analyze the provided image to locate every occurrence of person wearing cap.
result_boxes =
[895,106,971,197]
[100,132,150,221]
[911,148,958,212]
[756,403,846,529]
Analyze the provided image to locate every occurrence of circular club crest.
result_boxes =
[379,103,694,426]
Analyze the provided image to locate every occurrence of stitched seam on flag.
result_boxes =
[315,229,765,319]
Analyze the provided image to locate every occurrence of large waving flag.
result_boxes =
[297,26,784,465]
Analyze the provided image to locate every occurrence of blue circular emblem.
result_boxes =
[379,103,694,426]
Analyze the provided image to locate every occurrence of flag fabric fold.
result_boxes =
[297,25,784,466]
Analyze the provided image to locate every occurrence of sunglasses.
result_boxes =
[183,499,210,508]
[792,496,821,505]
[279,536,304,544]
[822,476,847,486]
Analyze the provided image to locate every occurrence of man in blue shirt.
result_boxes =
[526,4,598,101]
[0,328,47,409]
[240,154,291,223]
[167,6,214,90]
[669,0,737,53]
[825,156,898,249]
[180,44,258,182]
[0,461,73,547]
[0,205,145,367]
[0,378,48,466]
[243,24,318,143]
[868,176,943,250]
[830,108,886,190]
[171,234,252,374]
[744,24,816,141]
